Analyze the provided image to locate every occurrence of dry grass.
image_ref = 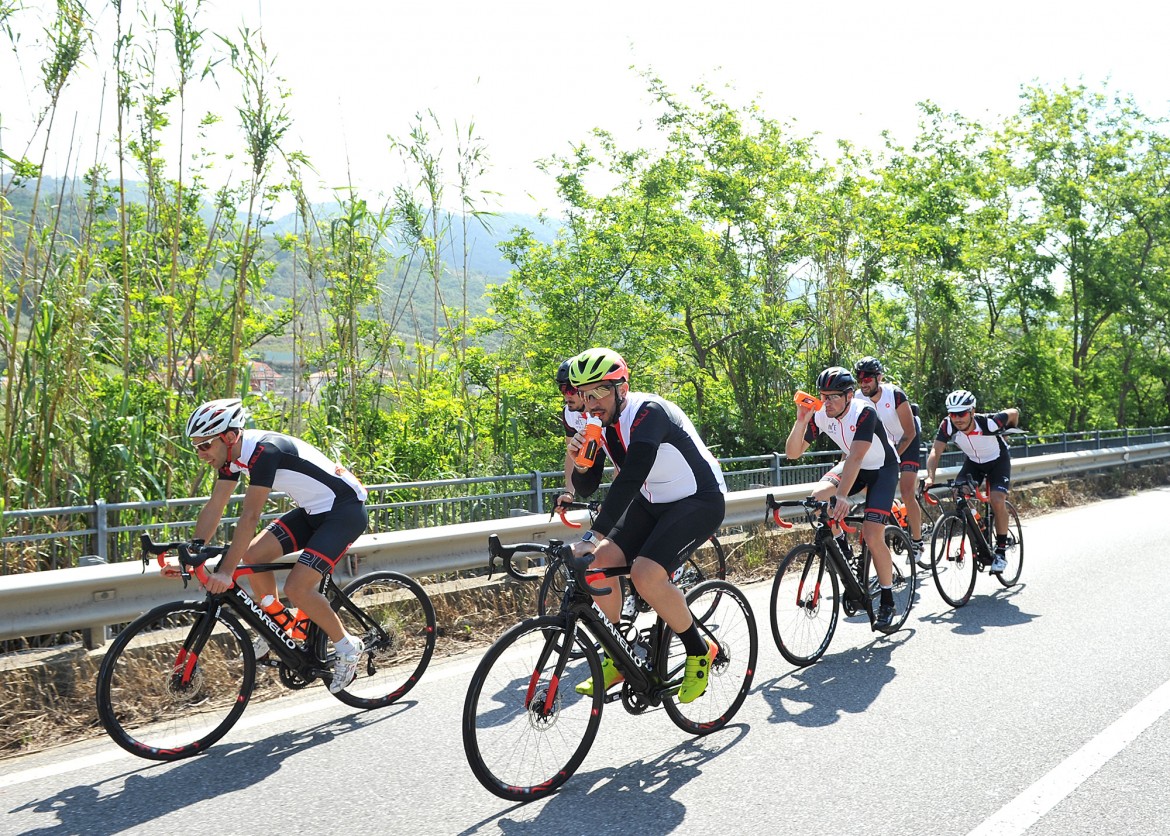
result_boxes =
[3,462,1167,759]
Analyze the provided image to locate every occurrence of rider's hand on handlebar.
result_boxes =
[569,538,598,560]
[829,494,849,522]
[201,569,233,594]
[553,491,576,512]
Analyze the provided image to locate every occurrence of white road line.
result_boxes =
[968,677,1170,836]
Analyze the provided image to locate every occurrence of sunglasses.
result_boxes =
[820,391,851,403]
[558,383,579,396]
[950,409,973,418]
[192,438,217,452]
[857,374,876,382]
[581,383,616,402]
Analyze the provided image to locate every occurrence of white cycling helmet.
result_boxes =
[186,398,247,438]
[945,389,977,413]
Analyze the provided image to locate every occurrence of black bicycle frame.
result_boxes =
[811,520,875,618]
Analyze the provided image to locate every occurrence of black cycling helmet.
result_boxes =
[854,356,883,376]
[816,366,856,393]
[556,360,572,387]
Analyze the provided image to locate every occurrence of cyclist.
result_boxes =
[785,366,901,631]
[555,358,588,513]
[923,390,1020,573]
[186,398,369,693]
[564,347,727,703]
[853,356,926,567]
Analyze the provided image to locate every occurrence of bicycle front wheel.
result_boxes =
[770,544,839,667]
[662,579,758,735]
[95,601,255,761]
[463,616,603,801]
[864,526,916,632]
[537,554,570,616]
[931,513,978,607]
[324,571,437,708]
[989,500,1024,587]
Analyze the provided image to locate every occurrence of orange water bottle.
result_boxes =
[574,416,604,469]
[794,390,823,411]
[260,594,307,641]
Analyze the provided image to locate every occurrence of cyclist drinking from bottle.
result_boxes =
[786,366,902,631]
[564,348,727,703]
[923,389,1020,573]
[186,398,369,693]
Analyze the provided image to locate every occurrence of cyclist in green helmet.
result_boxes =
[564,348,727,703]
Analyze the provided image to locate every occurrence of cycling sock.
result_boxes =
[679,623,708,656]
[334,634,360,656]
[880,586,894,607]
[995,533,1008,550]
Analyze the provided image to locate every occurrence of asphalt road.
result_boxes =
[3,487,1169,836]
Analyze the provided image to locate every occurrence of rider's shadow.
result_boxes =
[10,709,406,836]
[758,633,911,729]
[459,724,749,836]
[918,583,1037,635]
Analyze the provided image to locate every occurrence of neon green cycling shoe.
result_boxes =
[677,641,719,704]
[575,656,623,696]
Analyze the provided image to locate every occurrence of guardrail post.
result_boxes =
[78,554,108,648]
[772,452,783,486]
[95,498,108,563]
[532,472,544,514]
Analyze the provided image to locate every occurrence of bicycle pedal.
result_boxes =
[604,691,624,704]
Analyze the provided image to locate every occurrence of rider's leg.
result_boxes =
[583,541,627,624]
[864,519,893,587]
[989,490,1009,537]
[900,470,922,541]
[241,529,284,601]
[284,562,346,642]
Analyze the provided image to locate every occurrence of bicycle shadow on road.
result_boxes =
[916,583,1037,635]
[757,631,912,729]
[8,709,405,836]
[457,724,750,836]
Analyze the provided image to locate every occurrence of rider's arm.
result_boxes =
[895,400,917,457]
[217,483,272,576]
[192,478,238,543]
[1002,407,1020,429]
[785,406,815,460]
[924,440,947,485]
[569,450,605,498]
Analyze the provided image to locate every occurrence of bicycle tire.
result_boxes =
[323,571,436,708]
[988,500,1024,587]
[863,526,916,632]
[769,544,839,666]
[536,554,570,617]
[462,616,604,801]
[662,579,758,734]
[931,513,978,607]
[95,600,255,761]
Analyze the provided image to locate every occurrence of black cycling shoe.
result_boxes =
[874,603,897,632]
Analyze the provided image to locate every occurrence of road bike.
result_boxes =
[925,480,1024,607]
[537,500,728,624]
[95,535,436,761]
[462,536,757,801]
[766,494,916,667]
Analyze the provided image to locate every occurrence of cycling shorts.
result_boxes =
[608,491,725,574]
[899,433,922,473]
[824,461,898,523]
[957,454,1011,494]
[265,502,368,574]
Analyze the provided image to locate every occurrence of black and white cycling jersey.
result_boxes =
[934,412,1012,464]
[217,430,367,514]
[573,392,726,534]
[854,382,912,445]
[805,398,899,470]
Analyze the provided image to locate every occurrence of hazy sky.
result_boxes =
[2,0,1168,214]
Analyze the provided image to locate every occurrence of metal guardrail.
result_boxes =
[2,441,1167,647]
[5,425,1169,573]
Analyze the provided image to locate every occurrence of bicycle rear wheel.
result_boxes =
[931,513,978,607]
[988,500,1024,587]
[863,526,916,632]
[770,544,839,666]
[326,571,436,708]
[95,601,255,761]
[662,580,758,734]
[463,616,603,801]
